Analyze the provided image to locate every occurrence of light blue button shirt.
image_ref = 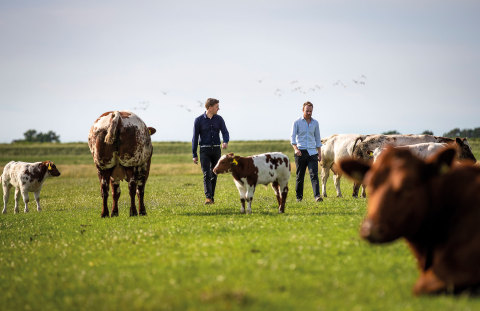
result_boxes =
[291,117,322,156]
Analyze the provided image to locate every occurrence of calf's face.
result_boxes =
[44,161,61,177]
[213,153,235,175]
[340,146,456,243]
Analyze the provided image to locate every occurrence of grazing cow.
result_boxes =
[320,134,369,198]
[2,161,61,214]
[213,152,290,214]
[351,134,454,197]
[340,146,480,295]
[370,138,476,163]
[88,111,156,217]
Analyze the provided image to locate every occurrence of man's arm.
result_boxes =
[192,118,200,164]
[291,120,301,156]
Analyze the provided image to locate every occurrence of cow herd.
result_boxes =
[1,112,480,295]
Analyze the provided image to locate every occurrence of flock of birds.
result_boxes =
[132,75,367,112]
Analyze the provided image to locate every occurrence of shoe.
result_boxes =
[205,198,214,205]
[315,196,323,202]
[296,198,302,202]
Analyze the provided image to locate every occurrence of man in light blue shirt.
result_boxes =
[291,101,323,202]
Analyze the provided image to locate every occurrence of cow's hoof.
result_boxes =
[101,213,109,218]
[139,211,147,216]
[337,194,343,198]
[278,209,285,214]
[323,194,327,198]
[111,211,119,217]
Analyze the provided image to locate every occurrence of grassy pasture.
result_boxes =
[0,140,479,311]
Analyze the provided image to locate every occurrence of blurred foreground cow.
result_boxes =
[2,161,61,213]
[213,152,290,214]
[340,146,480,295]
[88,111,156,217]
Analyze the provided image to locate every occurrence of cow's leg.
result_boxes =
[332,173,342,198]
[135,167,148,216]
[245,185,255,214]
[21,189,29,213]
[125,168,137,216]
[271,181,281,207]
[2,184,11,214]
[34,191,41,212]
[413,269,446,295]
[235,183,247,213]
[14,188,20,214]
[110,181,121,217]
[98,169,112,218]
[352,182,360,198]
[279,182,289,213]
[320,165,330,197]
[361,184,367,198]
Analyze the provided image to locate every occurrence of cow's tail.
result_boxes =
[351,136,365,156]
[104,111,121,144]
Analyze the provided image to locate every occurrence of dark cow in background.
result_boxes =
[213,152,290,214]
[88,111,156,217]
[340,146,480,295]
[2,161,61,213]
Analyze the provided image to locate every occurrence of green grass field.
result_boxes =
[0,141,479,310]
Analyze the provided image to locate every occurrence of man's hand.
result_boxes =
[317,154,322,162]
[222,142,228,149]
[295,150,302,156]
[193,157,198,164]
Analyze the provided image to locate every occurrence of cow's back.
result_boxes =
[88,111,153,169]
[253,152,290,184]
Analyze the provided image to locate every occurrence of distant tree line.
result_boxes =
[442,127,480,138]
[13,129,60,143]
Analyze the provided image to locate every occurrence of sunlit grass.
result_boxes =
[0,141,479,310]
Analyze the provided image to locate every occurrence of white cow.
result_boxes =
[320,134,368,197]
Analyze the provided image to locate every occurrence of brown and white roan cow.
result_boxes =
[351,134,459,197]
[213,152,290,214]
[2,161,61,213]
[88,111,156,217]
[340,146,480,295]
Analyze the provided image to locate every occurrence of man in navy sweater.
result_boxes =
[192,98,230,204]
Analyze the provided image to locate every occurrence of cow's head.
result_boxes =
[43,161,61,177]
[213,153,238,175]
[455,137,476,162]
[340,146,456,243]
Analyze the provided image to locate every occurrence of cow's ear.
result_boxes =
[339,158,371,183]
[148,127,156,135]
[427,147,456,176]
[227,152,234,158]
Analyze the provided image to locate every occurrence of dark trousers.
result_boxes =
[295,150,320,199]
[200,146,222,199]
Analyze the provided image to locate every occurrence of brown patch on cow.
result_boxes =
[119,111,132,118]
[231,157,259,187]
[265,154,284,169]
[24,163,47,183]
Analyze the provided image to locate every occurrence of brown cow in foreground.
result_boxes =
[340,146,480,295]
[88,111,156,217]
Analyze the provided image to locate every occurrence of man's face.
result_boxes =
[208,103,220,115]
[303,105,313,119]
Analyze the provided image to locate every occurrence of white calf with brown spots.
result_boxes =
[213,152,291,214]
[1,161,61,213]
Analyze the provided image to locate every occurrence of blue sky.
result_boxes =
[1,0,479,142]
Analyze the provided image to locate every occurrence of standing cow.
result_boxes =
[351,134,455,197]
[340,146,480,295]
[213,152,290,214]
[88,111,156,217]
[320,134,369,198]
